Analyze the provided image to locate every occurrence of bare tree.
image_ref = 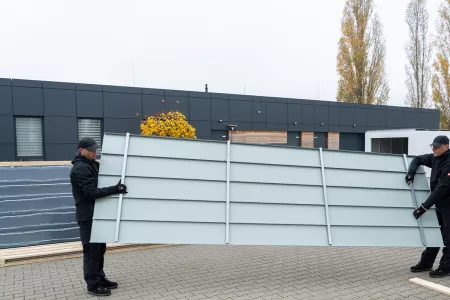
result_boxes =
[336,0,390,105]
[405,0,432,108]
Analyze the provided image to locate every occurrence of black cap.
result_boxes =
[78,137,100,151]
[430,135,450,147]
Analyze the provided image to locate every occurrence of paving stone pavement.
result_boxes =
[1,245,450,300]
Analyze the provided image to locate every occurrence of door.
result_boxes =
[314,132,327,148]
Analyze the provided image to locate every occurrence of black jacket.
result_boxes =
[408,149,450,209]
[70,153,117,221]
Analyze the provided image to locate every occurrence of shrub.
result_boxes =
[140,111,197,139]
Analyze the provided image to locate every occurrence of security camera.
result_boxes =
[227,124,238,131]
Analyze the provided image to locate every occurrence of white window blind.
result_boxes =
[78,119,102,153]
[15,117,44,158]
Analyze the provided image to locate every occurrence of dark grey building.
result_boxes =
[0,78,440,162]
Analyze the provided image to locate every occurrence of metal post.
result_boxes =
[403,154,426,246]
[225,139,231,244]
[319,148,332,245]
[114,132,130,242]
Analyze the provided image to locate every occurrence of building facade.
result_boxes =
[0,78,441,162]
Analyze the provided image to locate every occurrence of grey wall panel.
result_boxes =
[230,183,323,205]
[164,96,189,117]
[189,91,210,98]
[189,97,211,121]
[76,91,103,118]
[165,89,188,97]
[44,88,76,117]
[103,85,141,94]
[0,115,14,144]
[267,102,287,123]
[91,133,442,247]
[44,117,77,144]
[253,101,267,123]
[12,79,42,88]
[43,81,75,90]
[231,144,319,167]
[98,176,226,202]
[367,109,386,127]
[190,121,211,139]
[100,155,226,181]
[288,103,302,124]
[76,83,103,92]
[267,123,288,131]
[0,144,15,161]
[91,220,225,244]
[142,94,165,117]
[94,198,225,223]
[229,225,328,246]
[142,88,165,96]
[0,86,13,115]
[104,118,141,134]
[103,92,142,118]
[325,169,429,190]
[327,187,429,208]
[101,134,226,161]
[0,78,11,86]
[211,98,228,122]
[0,165,78,249]
[252,123,267,131]
[13,87,44,116]
[314,105,328,126]
[231,164,322,185]
[386,110,404,128]
[339,107,354,126]
[45,144,77,161]
[229,100,252,122]
[339,133,364,151]
[230,203,326,225]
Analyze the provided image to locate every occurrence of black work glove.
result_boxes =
[405,174,414,185]
[413,204,427,219]
[115,179,128,194]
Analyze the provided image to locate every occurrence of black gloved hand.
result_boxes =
[413,204,427,219]
[115,179,128,194]
[405,174,414,185]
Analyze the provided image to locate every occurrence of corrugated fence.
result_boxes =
[0,164,78,249]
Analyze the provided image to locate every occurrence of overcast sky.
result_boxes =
[0,0,444,107]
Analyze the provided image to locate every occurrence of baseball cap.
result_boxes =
[430,135,450,147]
[78,137,100,151]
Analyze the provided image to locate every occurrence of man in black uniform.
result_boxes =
[406,135,450,278]
[70,137,128,296]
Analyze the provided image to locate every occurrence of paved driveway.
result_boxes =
[1,245,450,299]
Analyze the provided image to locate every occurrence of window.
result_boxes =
[371,138,408,154]
[77,119,103,154]
[15,117,44,160]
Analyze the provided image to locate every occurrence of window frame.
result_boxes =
[14,116,45,161]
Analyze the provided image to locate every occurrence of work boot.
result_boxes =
[429,267,450,278]
[100,278,118,289]
[410,261,433,272]
[88,285,111,297]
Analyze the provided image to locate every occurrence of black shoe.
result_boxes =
[410,262,433,272]
[88,286,111,297]
[100,278,118,289]
[429,267,450,278]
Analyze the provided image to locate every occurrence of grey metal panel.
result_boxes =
[0,78,11,86]
[142,94,165,117]
[229,100,252,122]
[231,144,319,167]
[0,86,13,115]
[44,117,77,144]
[91,133,443,247]
[98,176,226,202]
[0,115,14,144]
[0,144,15,161]
[103,92,142,118]
[189,97,211,121]
[165,96,189,117]
[44,88,76,117]
[12,79,42,88]
[12,87,44,116]
[267,102,287,123]
[253,101,267,123]
[0,165,78,249]
[211,98,228,122]
[43,81,75,90]
[104,118,141,134]
[90,220,225,244]
[76,91,103,118]
[45,144,77,161]
[76,83,103,92]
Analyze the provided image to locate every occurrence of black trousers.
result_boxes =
[420,208,450,270]
[78,221,106,290]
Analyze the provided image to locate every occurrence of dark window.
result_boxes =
[371,138,408,154]
[15,117,44,160]
[78,118,103,155]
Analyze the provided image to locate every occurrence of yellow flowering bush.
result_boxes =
[140,111,197,139]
